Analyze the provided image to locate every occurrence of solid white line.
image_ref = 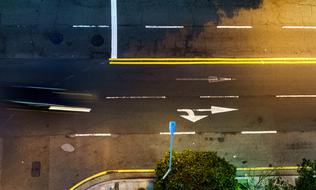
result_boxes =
[282,26,316,29]
[241,131,277,134]
[200,96,239,99]
[72,25,109,28]
[49,105,91,112]
[276,95,316,98]
[111,0,118,58]
[217,26,252,29]
[145,25,184,29]
[160,132,196,135]
[68,133,111,137]
[105,96,166,99]
[12,85,65,91]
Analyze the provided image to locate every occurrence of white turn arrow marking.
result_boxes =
[177,109,208,123]
[178,106,238,123]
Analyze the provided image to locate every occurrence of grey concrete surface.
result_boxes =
[0,132,315,189]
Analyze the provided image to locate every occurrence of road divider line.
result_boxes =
[67,133,111,138]
[110,57,316,61]
[105,96,166,99]
[200,96,239,99]
[217,25,252,29]
[241,131,277,134]
[282,26,316,29]
[276,95,316,98]
[145,25,184,29]
[72,25,109,28]
[49,105,91,113]
[160,131,196,135]
[237,166,299,171]
[111,0,118,58]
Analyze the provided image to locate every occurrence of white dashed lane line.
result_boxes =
[145,25,184,29]
[241,131,277,134]
[217,25,253,29]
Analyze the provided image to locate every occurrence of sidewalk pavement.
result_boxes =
[0,131,315,189]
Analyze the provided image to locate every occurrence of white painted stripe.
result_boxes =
[68,133,111,137]
[12,85,65,91]
[145,25,184,29]
[176,78,209,81]
[72,25,109,28]
[160,131,196,135]
[200,96,239,99]
[111,0,118,58]
[217,26,252,29]
[105,96,166,99]
[282,26,316,29]
[241,131,277,134]
[9,100,52,106]
[276,95,316,98]
[49,105,91,112]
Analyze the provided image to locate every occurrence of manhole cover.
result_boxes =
[49,32,64,45]
[91,34,104,47]
[61,143,75,152]
[31,161,41,177]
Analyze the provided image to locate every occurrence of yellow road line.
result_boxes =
[69,167,299,189]
[69,169,155,190]
[109,57,316,61]
[110,61,316,65]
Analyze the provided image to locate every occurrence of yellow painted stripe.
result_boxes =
[69,169,155,190]
[109,57,316,61]
[110,61,316,65]
[237,166,300,171]
[69,167,299,189]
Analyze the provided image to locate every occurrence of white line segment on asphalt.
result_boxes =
[145,25,184,29]
[49,105,91,112]
[105,96,166,99]
[282,26,316,29]
[176,78,209,81]
[160,132,196,135]
[72,25,109,28]
[200,96,239,99]
[68,133,112,137]
[217,26,253,29]
[111,0,118,58]
[276,95,316,98]
[241,131,277,134]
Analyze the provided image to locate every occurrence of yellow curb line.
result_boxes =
[109,58,316,61]
[109,61,316,65]
[69,167,299,190]
[69,169,155,190]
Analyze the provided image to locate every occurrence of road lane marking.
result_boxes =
[276,95,316,98]
[200,96,239,99]
[282,26,316,29]
[109,57,316,64]
[237,166,299,171]
[160,131,196,135]
[111,0,118,58]
[145,25,184,29]
[178,106,238,123]
[49,105,91,112]
[12,85,65,91]
[68,133,111,137]
[217,25,252,29]
[105,96,166,99]
[176,76,236,83]
[176,78,209,81]
[72,25,109,28]
[241,131,277,134]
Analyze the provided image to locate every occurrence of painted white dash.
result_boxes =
[276,95,316,98]
[160,131,196,135]
[241,131,277,134]
[49,105,91,113]
[200,96,239,99]
[68,133,111,137]
[72,25,109,28]
[145,25,184,29]
[106,96,166,99]
[282,26,316,29]
[217,26,252,29]
[176,78,209,81]
[111,0,118,58]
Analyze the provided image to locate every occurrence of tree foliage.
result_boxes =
[296,159,316,190]
[154,150,238,190]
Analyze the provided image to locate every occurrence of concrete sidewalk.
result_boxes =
[0,131,315,189]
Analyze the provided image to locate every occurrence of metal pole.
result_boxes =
[162,121,176,180]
